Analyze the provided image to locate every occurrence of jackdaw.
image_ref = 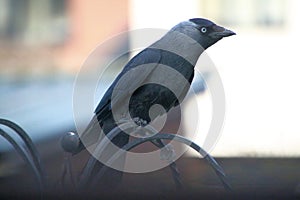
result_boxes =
[73,18,235,187]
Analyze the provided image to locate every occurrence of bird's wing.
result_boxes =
[155,50,195,107]
[95,48,162,118]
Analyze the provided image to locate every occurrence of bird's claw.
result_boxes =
[133,117,148,127]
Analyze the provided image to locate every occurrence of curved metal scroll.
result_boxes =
[0,119,44,193]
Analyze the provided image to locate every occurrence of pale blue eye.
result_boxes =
[201,27,207,33]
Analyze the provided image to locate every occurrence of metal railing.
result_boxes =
[0,118,231,197]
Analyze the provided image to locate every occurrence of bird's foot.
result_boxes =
[131,117,153,137]
[133,117,148,127]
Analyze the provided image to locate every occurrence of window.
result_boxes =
[0,0,68,46]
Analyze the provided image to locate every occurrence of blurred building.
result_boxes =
[0,0,300,157]
[0,0,294,74]
[130,0,300,157]
[0,0,129,77]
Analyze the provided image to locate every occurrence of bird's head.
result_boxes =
[171,18,235,49]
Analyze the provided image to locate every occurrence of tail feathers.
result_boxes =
[75,115,103,154]
[77,115,129,188]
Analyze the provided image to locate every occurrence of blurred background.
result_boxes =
[1,0,300,198]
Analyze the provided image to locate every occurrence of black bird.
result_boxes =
[75,18,235,187]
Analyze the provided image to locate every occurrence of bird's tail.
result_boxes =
[75,114,129,189]
[74,115,103,154]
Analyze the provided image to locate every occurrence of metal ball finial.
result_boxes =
[61,132,80,153]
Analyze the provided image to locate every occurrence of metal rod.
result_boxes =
[92,130,232,191]
[0,128,44,194]
[0,118,44,178]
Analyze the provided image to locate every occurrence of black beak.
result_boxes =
[209,25,236,38]
[219,28,236,37]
